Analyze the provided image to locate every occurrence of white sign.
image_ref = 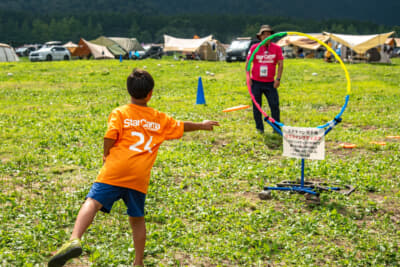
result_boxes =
[282,126,325,160]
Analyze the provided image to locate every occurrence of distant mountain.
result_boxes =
[1,0,398,26]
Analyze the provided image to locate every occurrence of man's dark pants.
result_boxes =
[251,80,280,133]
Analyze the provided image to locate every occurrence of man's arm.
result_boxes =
[184,120,219,132]
[245,59,253,87]
[274,59,284,89]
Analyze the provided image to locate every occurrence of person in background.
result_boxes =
[245,24,284,134]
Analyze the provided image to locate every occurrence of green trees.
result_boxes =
[1,10,397,47]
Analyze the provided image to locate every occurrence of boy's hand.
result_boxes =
[201,120,220,130]
[184,120,219,132]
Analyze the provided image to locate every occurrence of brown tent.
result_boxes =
[63,41,78,54]
[72,38,114,59]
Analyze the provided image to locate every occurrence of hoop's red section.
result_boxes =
[246,71,276,124]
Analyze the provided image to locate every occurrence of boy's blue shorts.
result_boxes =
[86,182,146,217]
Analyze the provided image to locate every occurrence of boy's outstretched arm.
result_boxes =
[184,120,219,132]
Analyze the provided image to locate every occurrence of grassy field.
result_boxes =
[1,57,399,266]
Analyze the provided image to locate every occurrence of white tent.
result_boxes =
[394,38,400,48]
[0,43,19,62]
[63,41,78,48]
[163,34,226,61]
[164,34,213,53]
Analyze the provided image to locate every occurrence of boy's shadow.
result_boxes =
[262,132,283,150]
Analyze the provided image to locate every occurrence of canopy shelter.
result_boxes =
[90,36,127,58]
[324,32,395,63]
[72,38,114,59]
[63,41,78,54]
[164,34,212,53]
[276,34,330,50]
[164,34,225,61]
[324,32,395,54]
[276,33,330,58]
[0,43,19,62]
[108,37,144,52]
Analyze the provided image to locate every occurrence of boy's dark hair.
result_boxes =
[127,69,154,99]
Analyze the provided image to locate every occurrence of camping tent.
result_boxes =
[386,38,400,48]
[395,38,400,48]
[276,34,330,50]
[71,38,114,59]
[108,37,144,52]
[0,43,19,62]
[324,32,394,63]
[163,34,225,61]
[276,34,330,58]
[197,39,226,61]
[385,37,396,47]
[63,41,78,54]
[324,32,395,54]
[90,36,126,57]
[164,34,213,53]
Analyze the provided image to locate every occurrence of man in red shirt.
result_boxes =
[246,25,284,134]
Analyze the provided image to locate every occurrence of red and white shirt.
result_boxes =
[247,42,283,82]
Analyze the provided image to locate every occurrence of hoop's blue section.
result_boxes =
[317,95,349,130]
[265,119,283,135]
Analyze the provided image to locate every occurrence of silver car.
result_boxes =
[29,46,71,61]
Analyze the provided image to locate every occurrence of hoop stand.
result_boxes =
[260,117,355,201]
[246,31,355,201]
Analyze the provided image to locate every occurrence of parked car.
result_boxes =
[282,46,295,58]
[16,46,36,57]
[131,45,163,60]
[226,37,258,62]
[43,41,63,48]
[394,47,400,57]
[29,46,71,61]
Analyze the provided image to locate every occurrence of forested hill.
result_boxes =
[1,0,399,46]
[2,0,399,26]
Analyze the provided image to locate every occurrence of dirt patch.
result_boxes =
[369,192,400,225]
[158,251,234,267]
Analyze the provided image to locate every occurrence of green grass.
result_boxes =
[1,57,400,266]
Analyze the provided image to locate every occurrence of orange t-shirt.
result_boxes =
[95,104,184,194]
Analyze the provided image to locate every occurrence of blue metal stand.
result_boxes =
[265,159,339,196]
[261,115,355,197]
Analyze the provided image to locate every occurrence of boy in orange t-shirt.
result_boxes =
[48,69,219,267]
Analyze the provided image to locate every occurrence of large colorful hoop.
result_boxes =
[246,31,351,131]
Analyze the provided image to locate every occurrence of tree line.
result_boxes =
[1,10,398,47]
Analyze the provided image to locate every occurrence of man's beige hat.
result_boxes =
[256,25,275,40]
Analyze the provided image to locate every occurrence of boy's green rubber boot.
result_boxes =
[48,239,82,267]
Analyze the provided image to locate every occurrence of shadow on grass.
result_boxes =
[262,132,283,150]
[305,194,363,219]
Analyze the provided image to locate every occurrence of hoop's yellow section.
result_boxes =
[287,32,351,95]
